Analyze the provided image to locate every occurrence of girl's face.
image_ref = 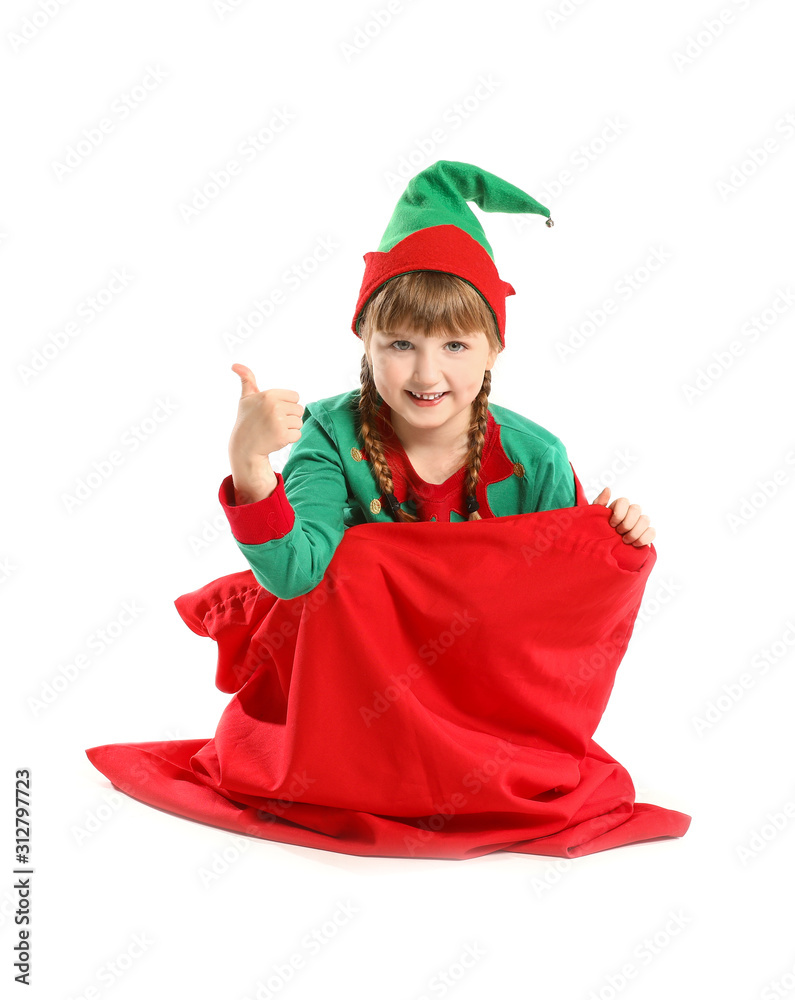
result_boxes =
[366,320,499,438]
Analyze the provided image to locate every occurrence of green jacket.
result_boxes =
[219,388,577,600]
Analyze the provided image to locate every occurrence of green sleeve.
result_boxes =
[234,406,349,600]
[531,439,577,512]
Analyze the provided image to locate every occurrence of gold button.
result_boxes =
[370,498,382,514]
[513,462,525,478]
[351,447,363,462]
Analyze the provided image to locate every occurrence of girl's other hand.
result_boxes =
[592,486,656,547]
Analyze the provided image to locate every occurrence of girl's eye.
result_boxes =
[390,341,467,352]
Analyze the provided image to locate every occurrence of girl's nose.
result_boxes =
[413,358,440,384]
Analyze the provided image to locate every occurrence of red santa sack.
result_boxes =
[85,467,691,860]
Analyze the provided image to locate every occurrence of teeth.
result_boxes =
[410,391,445,400]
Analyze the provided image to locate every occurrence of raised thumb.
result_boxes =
[232,364,259,397]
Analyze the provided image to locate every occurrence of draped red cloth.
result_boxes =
[85,470,691,859]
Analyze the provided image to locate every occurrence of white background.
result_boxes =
[3,0,795,997]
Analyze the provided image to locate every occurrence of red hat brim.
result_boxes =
[352,225,515,346]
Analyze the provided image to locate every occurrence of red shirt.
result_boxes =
[372,400,512,521]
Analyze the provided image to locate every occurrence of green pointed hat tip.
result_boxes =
[377,160,552,257]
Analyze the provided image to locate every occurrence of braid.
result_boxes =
[358,354,418,522]
[462,368,491,522]
[357,354,490,523]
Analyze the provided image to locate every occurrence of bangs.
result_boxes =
[360,271,501,346]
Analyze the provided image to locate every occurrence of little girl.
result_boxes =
[220,160,654,602]
[86,161,689,860]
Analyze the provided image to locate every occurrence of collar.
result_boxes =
[373,400,515,510]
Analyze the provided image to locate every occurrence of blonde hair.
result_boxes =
[356,271,503,522]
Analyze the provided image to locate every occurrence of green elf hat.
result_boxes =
[351,160,553,348]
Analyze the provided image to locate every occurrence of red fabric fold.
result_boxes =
[86,480,691,860]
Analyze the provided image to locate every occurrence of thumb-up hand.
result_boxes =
[228,364,305,468]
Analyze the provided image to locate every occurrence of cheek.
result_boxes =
[376,354,404,378]
[370,357,401,391]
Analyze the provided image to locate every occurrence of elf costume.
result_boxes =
[85,161,692,859]
[216,390,577,600]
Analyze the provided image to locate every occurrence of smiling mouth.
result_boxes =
[406,390,448,400]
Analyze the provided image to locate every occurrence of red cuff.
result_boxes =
[218,473,295,545]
